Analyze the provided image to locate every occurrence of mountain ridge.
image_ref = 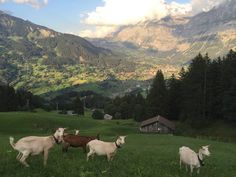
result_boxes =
[0,10,116,65]
[0,10,152,96]
[90,0,236,63]
[0,1,236,96]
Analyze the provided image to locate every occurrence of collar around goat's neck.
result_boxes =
[115,140,121,149]
[53,135,59,144]
[198,153,205,166]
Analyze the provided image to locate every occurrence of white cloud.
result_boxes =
[0,0,48,8]
[81,0,228,37]
[191,0,227,14]
[79,26,118,38]
[13,0,48,8]
[82,0,192,37]
[168,2,192,16]
[84,0,191,26]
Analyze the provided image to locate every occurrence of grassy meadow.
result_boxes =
[0,111,236,177]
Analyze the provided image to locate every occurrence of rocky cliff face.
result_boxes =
[104,0,236,62]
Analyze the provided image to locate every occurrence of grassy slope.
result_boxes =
[0,111,235,177]
[176,121,236,143]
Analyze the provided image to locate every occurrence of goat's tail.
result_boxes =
[9,136,16,149]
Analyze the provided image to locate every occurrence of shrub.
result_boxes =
[92,110,104,120]
[114,112,122,119]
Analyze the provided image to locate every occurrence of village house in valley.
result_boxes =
[104,114,113,120]
[140,115,175,134]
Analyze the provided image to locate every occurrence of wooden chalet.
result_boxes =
[140,115,175,134]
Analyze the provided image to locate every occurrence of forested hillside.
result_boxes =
[103,50,236,125]
[0,11,142,95]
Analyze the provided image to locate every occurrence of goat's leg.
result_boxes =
[16,152,20,159]
[185,165,188,172]
[16,152,22,160]
[62,143,66,152]
[87,149,93,161]
[110,155,114,161]
[20,152,30,167]
[62,146,68,153]
[179,159,182,169]
[197,168,200,174]
[107,154,111,162]
[190,165,193,175]
[91,153,95,160]
[62,143,69,152]
[43,150,49,166]
[83,145,87,153]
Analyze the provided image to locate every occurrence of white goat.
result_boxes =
[75,129,80,135]
[179,145,210,174]
[9,128,66,167]
[87,136,126,161]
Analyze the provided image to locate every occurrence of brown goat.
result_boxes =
[62,134,99,153]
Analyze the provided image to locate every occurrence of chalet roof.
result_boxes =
[140,115,175,130]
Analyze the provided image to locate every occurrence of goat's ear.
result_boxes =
[206,145,210,148]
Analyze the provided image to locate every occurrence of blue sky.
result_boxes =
[0,0,103,33]
[0,0,224,37]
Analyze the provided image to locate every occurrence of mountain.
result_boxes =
[0,11,142,95]
[0,11,115,64]
[1,0,236,97]
[91,0,236,64]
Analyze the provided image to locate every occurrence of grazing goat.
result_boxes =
[75,129,80,135]
[87,136,126,162]
[179,145,210,174]
[9,128,66,167]
[64,129,79,136]
[62,133,99,152]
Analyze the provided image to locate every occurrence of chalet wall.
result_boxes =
[140,122,173,134]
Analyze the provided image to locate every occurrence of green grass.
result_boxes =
[176,121,236,142]
[0,111,236,177]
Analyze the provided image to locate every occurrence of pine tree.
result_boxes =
[146,70,168,117]
[223,78,236,122]
[73,96,84,115]
[133,93,146,122]
[180,53,210,125]
[207,58,223,119]
[166,74,181,120]
[179,67,186,80]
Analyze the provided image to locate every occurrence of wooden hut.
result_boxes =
[140,115,175,134]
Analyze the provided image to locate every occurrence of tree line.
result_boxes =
[1,50,236,125]
[0,84,43,111]
[102,50,236,125]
